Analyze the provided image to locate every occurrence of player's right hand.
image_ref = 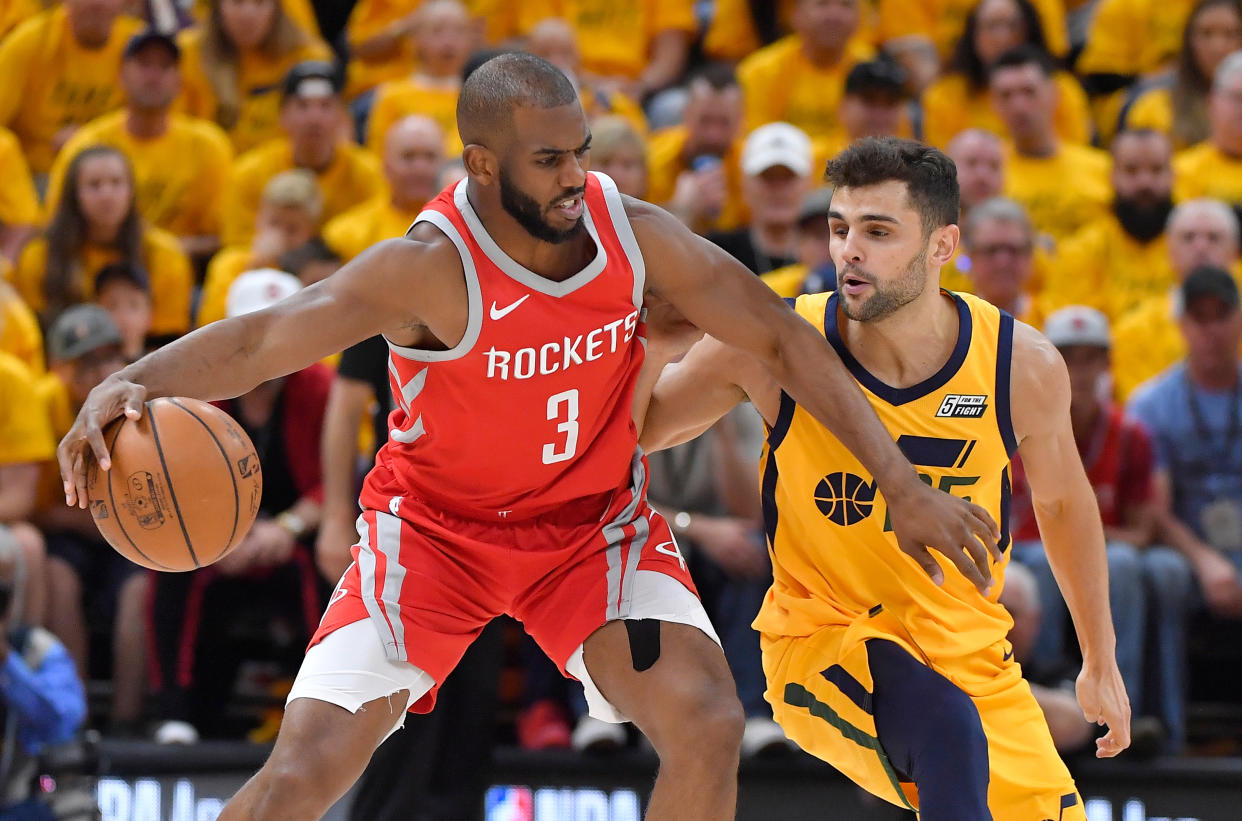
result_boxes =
[886,476,1002,595]
[57,374,147,509]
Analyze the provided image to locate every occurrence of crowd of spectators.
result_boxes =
[3,0,1242,812]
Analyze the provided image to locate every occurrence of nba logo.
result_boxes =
[485,786,534,821]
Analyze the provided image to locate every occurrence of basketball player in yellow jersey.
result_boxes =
[641,137,1131,821]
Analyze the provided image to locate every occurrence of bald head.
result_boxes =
[384,115,445,208]
[1167,198,1241,277]
[456,52,579,148]
[947,128,1004,210]
[526,18,580,78]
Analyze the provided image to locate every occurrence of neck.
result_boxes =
[1213,133,1242,159]
[87,224,119,245]
[292,142,335,172]
[1069,398,1101,441]
[1016,132,1057,158]
[126,107,169,139]
[838,284,959,388]
[1189,359,1241,391]
[391,192,428,214]
[800,36,843,67]
[752,222,795,257]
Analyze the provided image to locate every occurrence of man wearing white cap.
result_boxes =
[1011,305,1193,753]
[707,122,814,275]
[147,268,335,744]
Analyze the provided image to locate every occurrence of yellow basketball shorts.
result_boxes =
[763,616,1085,820]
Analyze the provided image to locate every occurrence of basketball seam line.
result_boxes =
[103,419,173,571]
[146,400,201,568]
[169,397,241,563]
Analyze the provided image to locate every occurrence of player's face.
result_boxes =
[828,181,941,322]
[76,154,133,236]
[499,104,591,244]
[121,46,181,112]
[1058,345,1110,411]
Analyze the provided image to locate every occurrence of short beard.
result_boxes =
[839,246,929,322]
[1113,195,1173,243]
[498,167,585,245]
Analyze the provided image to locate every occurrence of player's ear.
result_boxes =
[461,144,498,185]
[930,223,959,267]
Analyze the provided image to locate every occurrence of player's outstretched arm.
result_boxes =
[628,197,1002,592]
[1012,321,1131,758]
[59,232,462,508]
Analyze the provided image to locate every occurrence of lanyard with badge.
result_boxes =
[1187,371,1242,551]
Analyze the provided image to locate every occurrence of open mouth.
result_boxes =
[552,195,584,220]
[841,273,872,296]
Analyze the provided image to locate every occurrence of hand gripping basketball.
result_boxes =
[59,373,148,510]
[885,476,1003,595]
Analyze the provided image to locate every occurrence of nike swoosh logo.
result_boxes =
[490,294,530,320]
[1002,646,1014,662]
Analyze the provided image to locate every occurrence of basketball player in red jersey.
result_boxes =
[58,54,1000,820]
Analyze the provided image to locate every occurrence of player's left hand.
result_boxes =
[1076,661,1131,758]
[887,476,1002,594]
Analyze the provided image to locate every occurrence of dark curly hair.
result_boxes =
[825,137,960,234]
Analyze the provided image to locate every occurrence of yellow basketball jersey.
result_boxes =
[753,290,1017,661]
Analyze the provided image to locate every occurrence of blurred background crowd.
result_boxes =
[3,0,1242,816]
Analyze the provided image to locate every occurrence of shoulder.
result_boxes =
[0,8,52,54]
[0,349,35,387]
[1173,142,1213,171]
[1010,320,1065,392]
[232,139,288,176]
[922,74,969,106]
[1114,294,1168,338]
[143,225,189,259]
[342,141,382,175]
[176,114,232,151]
[1063,143,1111,173]
[738,36,797,79]
[16,236,47,269]
[647,126,687,160]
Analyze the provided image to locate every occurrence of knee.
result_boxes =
[650,676,745,762]
[253,751,338,814]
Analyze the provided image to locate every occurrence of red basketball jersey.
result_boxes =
[360,172,647,521]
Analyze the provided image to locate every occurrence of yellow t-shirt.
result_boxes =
[703,0,796,61]
[1173,143,1242,205]
[581,86,648,136]
[738,35,876,145]
[1076,0,1195,77]
[0,8,143,174]
[0,280,44,375]
[646,126,748,233]
[176,27,333,155]
[366,78,463,158]
[10,228,193,336]
[0,0,39,42]
[1048,214,1172,322]
[343,0,419,99]
[222,137,385,248]
[45,111,234,239]
[517,0,696,80]
[0,351,55,466]
[0,125,38,228]
[196,246,257,327]
[323,196,422,262]
[920,71,1091,150]
[1112,292,1183,399]
[876,0,1068,58]
[1003,142,1112,248]
[761,264,810,299]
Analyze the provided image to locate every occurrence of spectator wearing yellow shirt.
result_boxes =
[738,0,874,148]
[589,116,648,199]
[0,0,39,42]
[647,65,748,235]
[0,126,39,264]
[201,169,322,326]
[177,0,332,154]
[0,0,142,175]
[1124,0,1242,150]
[525,0,696,101]
[0,280,43,375]
[943,129,1007,292]
[223,62,384,248]
[325,116,445,262]
[877,0,1068,64]
[0,349,50,626]
[10,146,193,339]
[341,0,421,100]
[1051,130,1176,322]
[990,46,1111,248]
[525,18,648,137]
[957,197,1046,326]
[702,0,796,62]
[47,30,234,263]
[1174,50,1242,206]
[921,0,1091,149]
[366,0,471,159]
[1113,199,1241,397]
[760,187,836,298]
[706,122,814,275]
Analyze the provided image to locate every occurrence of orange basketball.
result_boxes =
[85,397,263,572]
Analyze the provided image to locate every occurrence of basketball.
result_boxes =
[85,397,263,572]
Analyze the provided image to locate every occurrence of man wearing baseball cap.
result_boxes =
[707,122,814,275]
[1010,305,1193,753]
[46,29,233,262]
[1130,267,1242,632]
[223,60,383,248]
